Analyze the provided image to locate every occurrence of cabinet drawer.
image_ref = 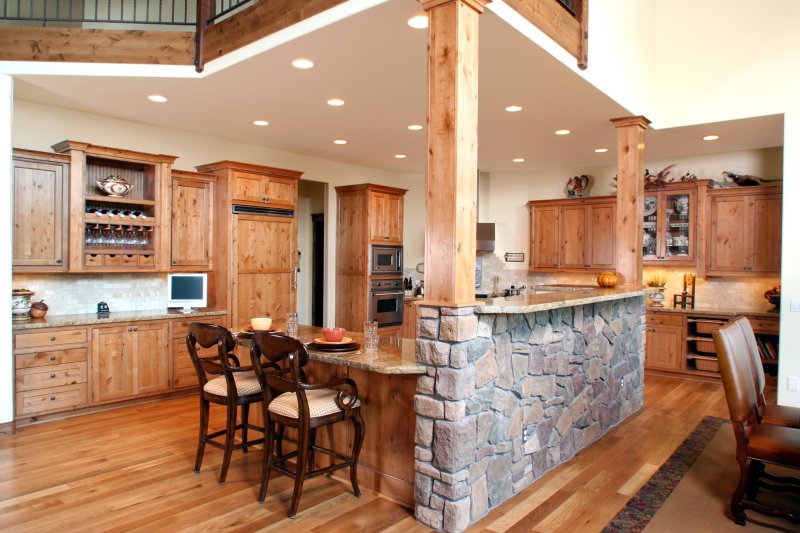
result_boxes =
[16,362,87,391]
[16,383,87,416]
[120,254,138,267]
[104,254,124,267]
[646,313,683,327]
[690,319,727,335]
[15,328,87,350]
[16,348,88,369]
[85,253,103,267]
[746,317,779,334]
[139,254,155,267]
[172,341,204,389]
[171,316,226,338]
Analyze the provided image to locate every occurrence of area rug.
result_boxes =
[604,416,798,533]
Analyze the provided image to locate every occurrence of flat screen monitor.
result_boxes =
[167,273,208,312]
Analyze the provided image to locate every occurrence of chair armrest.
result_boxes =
[302,377,359,411]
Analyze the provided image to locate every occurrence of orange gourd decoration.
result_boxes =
[597,271,618,288]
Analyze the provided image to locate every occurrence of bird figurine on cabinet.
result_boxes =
[722,171,780,187]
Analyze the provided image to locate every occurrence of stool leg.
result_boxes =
[194,397,210,473]
[350,409,365,497]
[258,420,275,504]
[288,424,309,518]
[276,425,286,466]
[242,403,250,453]
[219,400,237,485]
[307,428,317,471]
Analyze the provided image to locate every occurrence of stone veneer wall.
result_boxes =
[413,296,646,532]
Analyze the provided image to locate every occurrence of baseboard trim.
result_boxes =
[0,421,17,437]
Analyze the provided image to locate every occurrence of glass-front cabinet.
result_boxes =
[643,182,708,266]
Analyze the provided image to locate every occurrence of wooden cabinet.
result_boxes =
[402,300,418,339]
[169,170,216,270]
[12,149,70,272]
[335,184,408,332]
[527,196,615,272]
[706,184,782,276]
[170,315,226,389]
[52,140,176,273]
[220,164,298,209]
[644,312,684,372]
[369,191,404,245]
[642,181,710,266]
[91,322,169,403]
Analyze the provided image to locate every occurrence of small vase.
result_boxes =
[12,289,34,321]
[649,288,666,307]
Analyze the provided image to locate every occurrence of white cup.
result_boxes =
[251,317,272,331]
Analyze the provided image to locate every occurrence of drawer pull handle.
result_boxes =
[50,396,56,401]
[56,259,62,264]
[50,336,56,341]
[50,374,56,379]
[49,355,56,361]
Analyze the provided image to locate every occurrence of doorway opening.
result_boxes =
[297,180,326,327]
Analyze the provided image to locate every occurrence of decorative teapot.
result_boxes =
[97,175,133,197]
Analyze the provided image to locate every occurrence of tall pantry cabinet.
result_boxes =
[196,161,303,330]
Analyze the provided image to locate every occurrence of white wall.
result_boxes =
[1,76,13,426]
[11,99,426,327]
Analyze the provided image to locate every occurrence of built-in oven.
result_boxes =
[369,278,404,327]
[371,245,403,275]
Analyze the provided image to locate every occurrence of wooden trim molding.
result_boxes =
[502,0,583,64]
[0,421,17,437]
[196,160,303,179]
[0,27,194,64]
[334,183,409,196]
[51,141,178,165]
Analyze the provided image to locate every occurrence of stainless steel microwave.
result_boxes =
[371,245,403,275]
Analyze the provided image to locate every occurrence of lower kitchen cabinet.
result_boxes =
[644,312,684,372]
[91,322,169,403]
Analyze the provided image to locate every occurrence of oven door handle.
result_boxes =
[372,290,404,297]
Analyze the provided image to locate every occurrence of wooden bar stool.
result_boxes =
[249,332,365,518]
[186,322,265,484]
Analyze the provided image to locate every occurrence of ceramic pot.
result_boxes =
[96,176,133,197]
[649,288,666,307]
[12,289,34,321]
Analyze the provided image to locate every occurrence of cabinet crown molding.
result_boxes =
[195,160,303,179]
[51,140,178,164]
[335,183,409,196]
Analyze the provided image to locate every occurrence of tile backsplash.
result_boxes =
[12,274,168,315]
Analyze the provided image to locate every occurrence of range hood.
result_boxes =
[476,222,495,252]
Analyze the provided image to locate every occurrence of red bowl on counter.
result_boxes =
[322,327,346,342]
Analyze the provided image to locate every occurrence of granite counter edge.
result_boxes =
[13,309,227,330]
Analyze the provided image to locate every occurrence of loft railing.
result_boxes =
[0,0,196,26]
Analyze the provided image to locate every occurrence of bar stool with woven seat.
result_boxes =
[249,332,365,518]
[186,322,265,484]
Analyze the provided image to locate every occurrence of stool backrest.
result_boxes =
[731,317,767,407]
[186,322,238,387]
[713,322,758,425]
[249,333,309,401]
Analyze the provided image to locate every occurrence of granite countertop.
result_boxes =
[13,308,227,330]
[646,303,779,318]
[237,325,425,375]
[474,287,646,314]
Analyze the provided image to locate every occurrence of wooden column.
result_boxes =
[421,0,489,305]
[611,116,650,287]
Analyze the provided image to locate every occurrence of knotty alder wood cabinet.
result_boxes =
[527,197,615,272]
[369,190,404,245]
[706,184,782,276]
[169,170,216,270]
[643,180,710,267]
[644,312,684,372]
[12,149,70,272]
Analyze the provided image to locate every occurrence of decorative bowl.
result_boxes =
[322,327,346,342]
[96,175,133,197]
[251,317,273,331]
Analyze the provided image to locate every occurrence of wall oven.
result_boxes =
[369,278,404,327]
[371,245,403,275]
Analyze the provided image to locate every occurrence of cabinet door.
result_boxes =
[529,205,560,270]
[232,215,296,330]
[171,177,213,269]
[133,322,170,395]
[708,195,749,273]
[383,194,404,244]
[588,203,615,268]
[750,193,781,274]
[369,192,387,242]
[92,325,134,402]
[559,206,588,269]
[645,325,683,371]
[231,171,268,204]
[402,301,417,339]
[13,157,68,270]
[266,176,296,208]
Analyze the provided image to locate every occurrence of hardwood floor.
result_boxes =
[0,375,737,532]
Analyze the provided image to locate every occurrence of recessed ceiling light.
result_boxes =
[394,154,407,159]
[291,58,314,69]
[594,147,609,153]
[408,124,423,131]
[555,129,571,135]
[408,14,428,29]
[147,94,167,103]
[512,158,525,163]
[703,134,720,141]
[333,139,348,145]
[253,120,269,127]
[505,105,522,112]
[327,98,345,107]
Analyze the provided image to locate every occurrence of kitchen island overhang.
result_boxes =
[413,288,646,532]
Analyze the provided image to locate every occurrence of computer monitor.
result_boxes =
[167,273,208,312]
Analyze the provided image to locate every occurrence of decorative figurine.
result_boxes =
[722,171,780,187]
[566,175,590,197]
[97,175,133,197]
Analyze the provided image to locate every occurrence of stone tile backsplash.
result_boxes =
[12,274,168,315]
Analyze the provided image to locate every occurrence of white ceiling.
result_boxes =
[12,0,784,175]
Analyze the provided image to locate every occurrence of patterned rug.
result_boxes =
[603,415,726,532]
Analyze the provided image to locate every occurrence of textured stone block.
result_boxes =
[444,497,471,533]
[477,411,493,445]
[433,479,470,500]
[509,314,532,342]
[512,353,528,383]
[418,318,440,339]
[439,468,470,484]
[507,410,523,440]
[524,400,544,424]
[445,400,467,420]
[430,494,445,511]
[433,417,477,472]
[417,339,451,366]
[529,323,554,345]
[475,349,499,388]
[417,306,441,319]
[442,306,476,316]
[415,472,433,505]
[415,445,434,462]
[440,315,478,342]
[488,411,510,445]
[469,457,490,482]
[477,315,495,338]
[415,395,445,419]
[416,504,443,530]
[494,314,508,333]
[437,368,475,401]
[415,459,442,480]
[417,375,435,395]
[471,475,489,521]
[416,416,434,446]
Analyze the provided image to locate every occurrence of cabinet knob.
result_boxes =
[172,260,176,265]
[584,264,591,268]
[50,336,56,341]
[56,259,62,264]
[50,374,56,379]
[49,355,56,361]
[128,328,132,332]
[50,396,56,401]
[384,236,389,240]
[265,196,270,202]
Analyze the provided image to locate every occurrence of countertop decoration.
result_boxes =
[645,272,668,307]
[764,284,781,309]
[597,271,618,287]
[565,174,590,197]
[673,273,696,309]
[12,288,35,321]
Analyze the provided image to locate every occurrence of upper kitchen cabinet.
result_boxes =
[198,160,299,209]
[52,140,177,273]
[706,184,782,276]
[369,189,404,245]
[527,197,615,272]
[168,170,216,271]
[642,180,710,267]
[12,149,70,272]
